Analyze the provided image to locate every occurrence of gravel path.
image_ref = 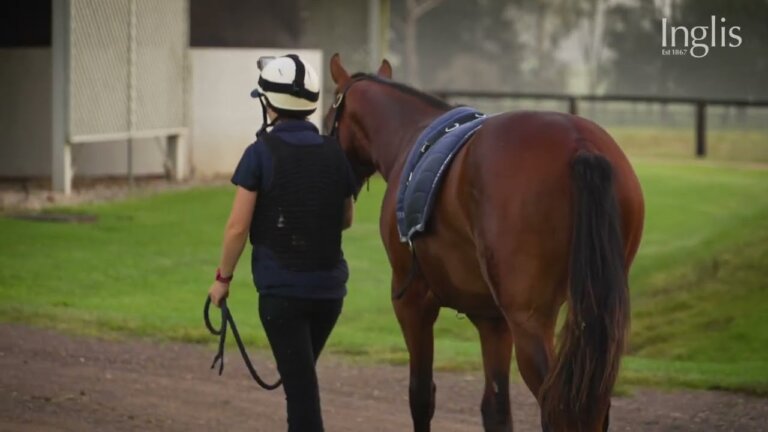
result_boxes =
[1,325,766,431]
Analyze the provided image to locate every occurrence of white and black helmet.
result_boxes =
[251,54,320,113]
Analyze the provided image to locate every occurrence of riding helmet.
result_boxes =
[251,55,320,113]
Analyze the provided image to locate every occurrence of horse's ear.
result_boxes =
[377,59,392,79]
[330,53,350,85]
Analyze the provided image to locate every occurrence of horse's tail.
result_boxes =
[540,150,629,430]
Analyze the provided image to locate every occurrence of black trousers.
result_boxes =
[259,295,343,432]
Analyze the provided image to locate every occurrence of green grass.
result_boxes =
[607,126,768,162]
[620,162,768,393]
[1,159,767,394]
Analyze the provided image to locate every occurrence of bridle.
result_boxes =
[326,74,431,301]
[326,75,367,139]
[326,75,375,197]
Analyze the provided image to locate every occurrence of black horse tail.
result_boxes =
[540,150,629,431]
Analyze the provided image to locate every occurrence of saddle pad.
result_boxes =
[396,107,488,242]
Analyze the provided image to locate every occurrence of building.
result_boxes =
[0,0,385,193]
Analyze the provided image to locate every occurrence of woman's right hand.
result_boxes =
[208,281,230,307]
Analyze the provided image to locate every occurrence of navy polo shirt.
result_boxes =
[231,120,356,299]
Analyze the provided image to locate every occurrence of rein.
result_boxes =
[203,296,282,390]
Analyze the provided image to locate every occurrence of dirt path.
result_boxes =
[0,324,765,432]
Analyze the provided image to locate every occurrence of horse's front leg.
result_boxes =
[393,277,440,432]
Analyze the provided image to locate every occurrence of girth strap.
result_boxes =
[392,244,448,305]
[393,245,420,300]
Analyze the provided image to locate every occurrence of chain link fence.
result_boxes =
[68,0,187,140]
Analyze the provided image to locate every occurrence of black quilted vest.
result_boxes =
[252,133,348,272]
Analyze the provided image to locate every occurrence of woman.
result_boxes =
[208,54,356,432]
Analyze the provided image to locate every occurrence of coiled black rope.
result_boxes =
[204,296,282,390]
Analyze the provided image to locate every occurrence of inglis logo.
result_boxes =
[661,16,742,58]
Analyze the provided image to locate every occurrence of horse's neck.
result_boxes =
[358,94,447,182]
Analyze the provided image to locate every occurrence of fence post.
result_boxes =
[695,101,707,157]
[166,133,186,181]
[568,97,578,115]
[52,0,72,194]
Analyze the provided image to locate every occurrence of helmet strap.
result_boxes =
[255,95,278,138]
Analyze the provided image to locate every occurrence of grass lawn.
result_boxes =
[1,158,767,394]
[447,97,768,163]
[607,126,768,163]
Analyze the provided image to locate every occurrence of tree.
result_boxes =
[603,0,666,95]
[390,0,607,92]
[580,0,609,93]
[403,0,446,85]
[494,0,594,92]
[664,0,768,98]
[604,0,768,98]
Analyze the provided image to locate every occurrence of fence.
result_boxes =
[52,0,189,194]
[433,91,768,160]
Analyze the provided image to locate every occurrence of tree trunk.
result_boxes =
[404,12,420,85]
[403,0,444,86]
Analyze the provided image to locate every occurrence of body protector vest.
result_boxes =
[252,133,349,272]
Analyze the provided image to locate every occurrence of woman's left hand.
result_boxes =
[208,281,230,307]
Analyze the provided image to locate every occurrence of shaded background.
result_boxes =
[186,0,768,98]
[3,0,766,97]
[1,0,766,185]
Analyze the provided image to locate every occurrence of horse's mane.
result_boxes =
[349,73,452,111]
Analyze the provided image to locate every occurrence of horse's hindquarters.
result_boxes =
[465,111,643,431]
[466,111,644,311]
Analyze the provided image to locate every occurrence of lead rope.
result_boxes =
[204,297,282,390]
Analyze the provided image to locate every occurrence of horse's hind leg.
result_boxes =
[393,280,440,432]
[474,200,564,430]
[469,315,514,432]
[480,247,559,431]
[508,311,556,432]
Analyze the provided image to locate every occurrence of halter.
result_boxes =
[325,76,376,198]
[327,75,368,138]
[326,75,431,301]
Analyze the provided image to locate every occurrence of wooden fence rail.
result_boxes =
[432,91,768,158]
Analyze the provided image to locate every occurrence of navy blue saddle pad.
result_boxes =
[396,106,488,242]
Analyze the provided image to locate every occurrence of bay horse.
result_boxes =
[325,54,644,432]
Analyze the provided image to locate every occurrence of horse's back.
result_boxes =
[476,110,644,266]
[418,110,643,314]
[470,110,642,299]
